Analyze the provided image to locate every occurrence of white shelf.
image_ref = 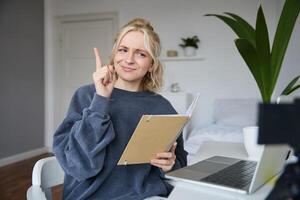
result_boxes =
[160,56,204,62]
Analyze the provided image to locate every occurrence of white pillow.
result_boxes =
[213,99,259,127]
[185,124,243,155]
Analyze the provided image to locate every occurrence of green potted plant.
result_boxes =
[205,0,300,103]
[179,35,200,57]
[206,0,300,161]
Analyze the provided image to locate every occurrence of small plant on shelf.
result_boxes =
[179,35,200,49]
[179,35,200,57]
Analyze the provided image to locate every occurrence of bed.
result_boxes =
[184,98,259,165]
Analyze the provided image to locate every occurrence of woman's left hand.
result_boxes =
[151,142,177,173]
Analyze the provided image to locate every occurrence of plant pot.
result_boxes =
[276,95,293,104]
[183,47,197,57]
[243,126,264,161]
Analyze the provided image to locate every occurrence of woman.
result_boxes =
[53,18,187,200]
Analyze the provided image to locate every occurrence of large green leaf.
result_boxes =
[205,14,255,47]
[224,12,256,47]
[271,0,300,91]
[255,6,272,99]
[281,75,300,95]
[206,0,300,103]
[235,39,268,102]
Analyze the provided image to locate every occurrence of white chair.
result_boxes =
[26,156,64,200]
[26,156,168,200]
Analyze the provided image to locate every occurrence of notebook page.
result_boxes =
[185,93,200,117]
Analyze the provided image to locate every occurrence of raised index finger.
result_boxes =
[93,47,102,71]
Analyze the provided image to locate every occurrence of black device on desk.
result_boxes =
[258,98,300,200]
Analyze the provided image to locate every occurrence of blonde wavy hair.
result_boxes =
[109,18,163,92]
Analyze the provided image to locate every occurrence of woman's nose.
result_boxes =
[125,51,134,64]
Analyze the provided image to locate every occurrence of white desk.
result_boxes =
[167,141,275,200]
[167,180,274,200]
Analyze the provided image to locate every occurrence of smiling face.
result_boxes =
[113,31,153,91]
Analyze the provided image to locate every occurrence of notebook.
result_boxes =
[166,145,290,194]
[117,94,200,165]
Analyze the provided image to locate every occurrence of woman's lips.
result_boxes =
[121,66,135,72]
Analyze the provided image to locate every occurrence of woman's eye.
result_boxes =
[137,52,146,57]
[118,48,127,53]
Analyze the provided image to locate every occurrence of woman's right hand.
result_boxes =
[93,48,116,98]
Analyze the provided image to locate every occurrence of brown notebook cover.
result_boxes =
[117,93,199,165]
[117,115,189,165]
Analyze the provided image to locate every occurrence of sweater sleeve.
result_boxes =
[172,134,187,170]
[53,89,115,181]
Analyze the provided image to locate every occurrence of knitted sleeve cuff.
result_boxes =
[88,93,110,116]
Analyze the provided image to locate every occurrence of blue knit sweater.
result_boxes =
[53,84,187,200]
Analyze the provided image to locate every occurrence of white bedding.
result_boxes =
[183,98,258,165]
[184,124,244,155]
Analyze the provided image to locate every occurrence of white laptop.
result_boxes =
[166,145,290,194]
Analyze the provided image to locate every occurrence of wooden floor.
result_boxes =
[0,153,63,200]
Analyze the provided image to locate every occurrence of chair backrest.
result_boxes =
[32,156,64,199]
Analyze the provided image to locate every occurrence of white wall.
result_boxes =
[45,0,300,148]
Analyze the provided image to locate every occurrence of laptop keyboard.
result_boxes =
[201,160,257,189]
